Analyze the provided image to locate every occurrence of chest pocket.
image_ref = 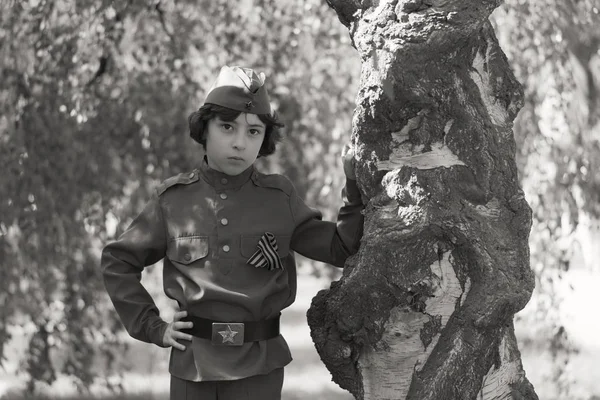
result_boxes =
[240,235,291,259]
[167,236,209,265]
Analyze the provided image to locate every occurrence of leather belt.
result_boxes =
[181,314,280,346]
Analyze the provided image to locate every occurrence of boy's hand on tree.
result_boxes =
[342,143,357,180]
[162,310,194,351]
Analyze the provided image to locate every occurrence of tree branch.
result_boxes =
[154,1,175,43]
[86,55,110,86]
[325,0,365,28]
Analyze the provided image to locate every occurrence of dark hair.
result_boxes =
[188,104,284,157]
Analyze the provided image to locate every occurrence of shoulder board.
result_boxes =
[251,172,294,196]
[156,170,200,196]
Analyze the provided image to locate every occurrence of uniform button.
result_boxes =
[222,245,230,252]
[188,172,195,179]
[220,193,227,200]
[221,178,228,184]
[220,218,228,226]
[184,253,191,261]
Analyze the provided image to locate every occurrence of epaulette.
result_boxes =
[251,171,295,196]
[156,170,200,196]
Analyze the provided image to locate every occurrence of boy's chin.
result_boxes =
[222,164,251,176]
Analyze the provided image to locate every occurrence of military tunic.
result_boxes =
[101,159,364,382]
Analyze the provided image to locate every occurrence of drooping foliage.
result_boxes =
[0,0,357,392]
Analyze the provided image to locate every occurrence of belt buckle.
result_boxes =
[211,323,244,346]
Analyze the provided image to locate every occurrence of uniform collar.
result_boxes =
[199,156,256,189]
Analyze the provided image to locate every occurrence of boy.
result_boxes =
[101,66,364,399]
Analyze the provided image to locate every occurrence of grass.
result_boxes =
[1,394,157,400]
[4,271,600,400]
[0,274,353,400]
[1,389,353,400]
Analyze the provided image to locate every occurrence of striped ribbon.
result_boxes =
[247,232,284,271]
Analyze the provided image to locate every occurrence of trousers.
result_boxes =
[169,368,284,400]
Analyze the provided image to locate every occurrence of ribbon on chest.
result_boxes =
[246,232,284,271]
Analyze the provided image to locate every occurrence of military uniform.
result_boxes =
[101,159,364,384]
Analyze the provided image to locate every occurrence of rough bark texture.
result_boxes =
[307,1,539,399]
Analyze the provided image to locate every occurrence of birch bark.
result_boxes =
[307,1,539,399]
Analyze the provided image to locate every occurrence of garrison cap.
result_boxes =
[204,66,272,115]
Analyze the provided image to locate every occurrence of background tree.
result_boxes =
[308,1,538,399]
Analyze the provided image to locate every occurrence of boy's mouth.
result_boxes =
[228,156,244,161]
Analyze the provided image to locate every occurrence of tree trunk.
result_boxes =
[307,1,539,399]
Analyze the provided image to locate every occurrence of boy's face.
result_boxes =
[205,113,266,176]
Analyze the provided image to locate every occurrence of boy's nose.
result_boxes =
[232,130,246,149]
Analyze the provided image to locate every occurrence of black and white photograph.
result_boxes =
[1,0,599,399]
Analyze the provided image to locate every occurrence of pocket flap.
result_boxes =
[167,236,209,265]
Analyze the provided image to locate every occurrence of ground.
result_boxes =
[1,268,599,399]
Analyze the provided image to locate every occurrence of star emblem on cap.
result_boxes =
[245,101,253,110]
[218,324,239,344]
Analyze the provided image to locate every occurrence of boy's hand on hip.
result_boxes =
[342,143,356,180]
[162,310,193,351]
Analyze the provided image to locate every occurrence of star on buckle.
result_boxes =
[211,323,244,346]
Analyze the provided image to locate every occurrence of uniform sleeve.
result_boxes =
[290,178,364,267]
[101,191,169,347]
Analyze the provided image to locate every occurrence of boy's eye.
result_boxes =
[221,124,233,131]
[249,129,262,136]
